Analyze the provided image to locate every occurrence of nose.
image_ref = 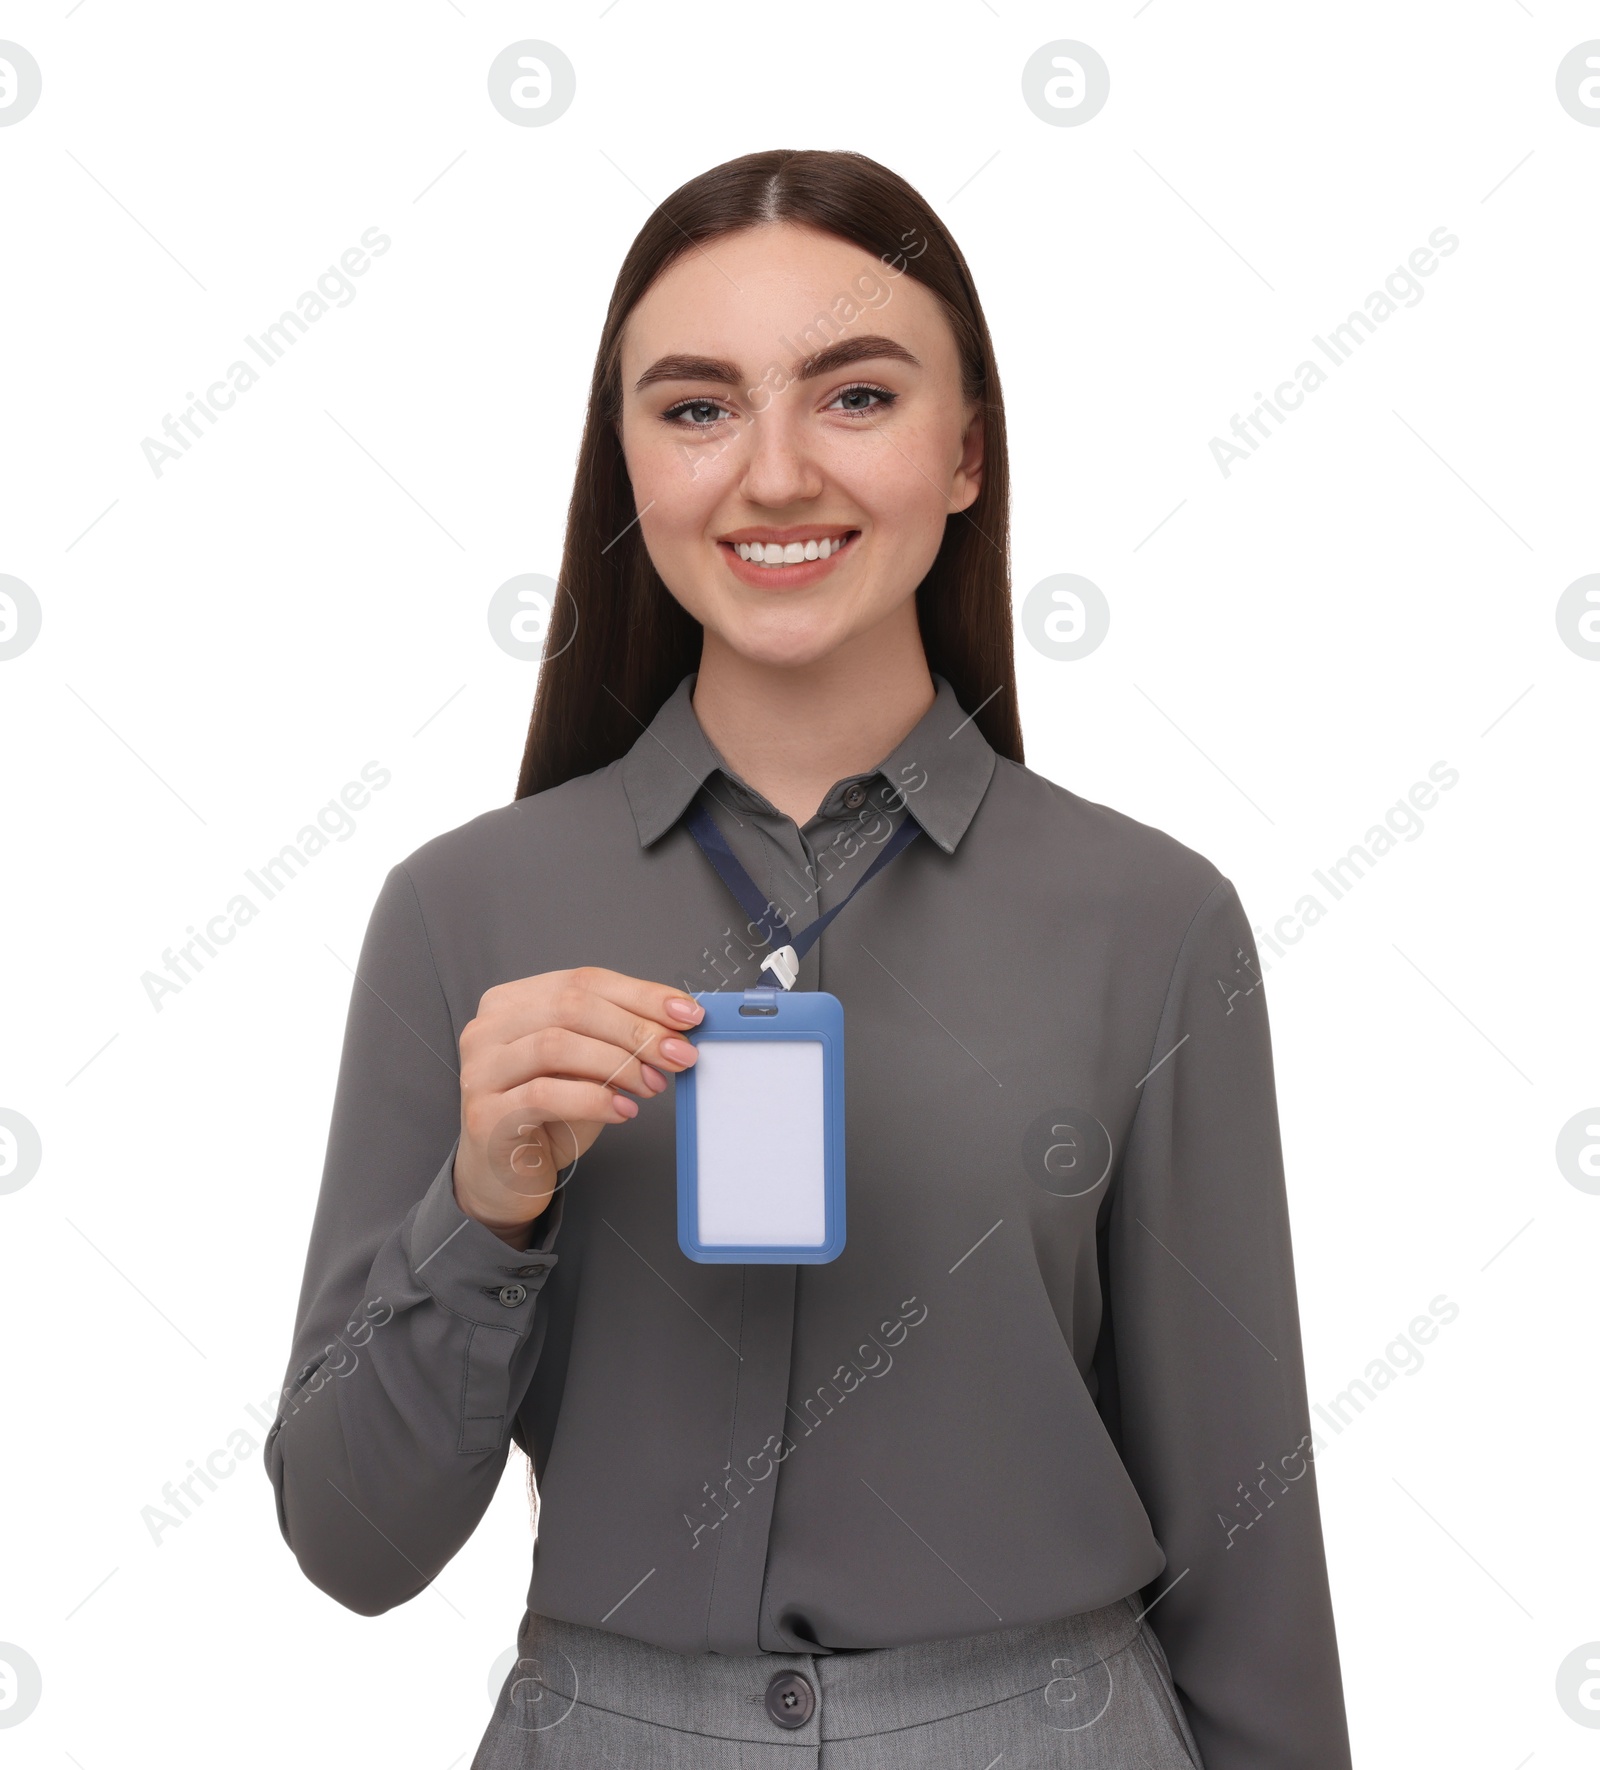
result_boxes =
[737,404,824,511]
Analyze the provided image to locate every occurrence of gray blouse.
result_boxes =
[264,671,1351,1770]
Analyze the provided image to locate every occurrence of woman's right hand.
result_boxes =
[452,967,704,1246]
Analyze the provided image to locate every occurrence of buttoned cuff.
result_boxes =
[406,1142,566,1327]
[405,1144,569,1456]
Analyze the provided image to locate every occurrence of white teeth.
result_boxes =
[733,535,849,565]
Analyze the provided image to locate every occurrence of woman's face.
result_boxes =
[616,222,983,671]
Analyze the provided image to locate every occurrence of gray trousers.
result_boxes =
[472,1594,1205,1768]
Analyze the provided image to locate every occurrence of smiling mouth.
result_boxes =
[721,530,860,568]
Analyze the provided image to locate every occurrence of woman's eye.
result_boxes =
[827,384,896,416]
[664,398,732,427]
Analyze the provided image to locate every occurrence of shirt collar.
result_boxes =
[619,671,996,855]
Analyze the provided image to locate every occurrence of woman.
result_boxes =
[265,149,1352,1769]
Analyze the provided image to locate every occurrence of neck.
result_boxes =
[691,602,936,826]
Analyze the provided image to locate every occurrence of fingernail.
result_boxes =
[660,1037,695,1064]
[613,1094,639,1119]
[666,996,703,1023]
[640,1063,667,1093]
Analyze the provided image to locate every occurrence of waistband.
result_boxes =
[509,1594,1152,1745]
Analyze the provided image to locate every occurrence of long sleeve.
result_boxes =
[1098,876,1352,1769]
[263,861,565,1615]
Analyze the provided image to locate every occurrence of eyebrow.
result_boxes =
[632,333,921,393]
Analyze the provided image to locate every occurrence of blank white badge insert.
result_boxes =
[692,1039,826,1247]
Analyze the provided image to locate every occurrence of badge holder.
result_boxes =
[675,986,846,1264]
[673,795,920,1266]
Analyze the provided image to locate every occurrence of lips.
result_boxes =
[718,529,861,589]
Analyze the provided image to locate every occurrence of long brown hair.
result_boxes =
[513,148,1022,801]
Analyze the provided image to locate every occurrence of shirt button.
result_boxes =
[842,783,868,811]
[763,1669,815,1729]
[496,1283,528,1307]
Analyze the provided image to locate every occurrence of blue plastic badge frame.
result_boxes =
[675,987,846,1264]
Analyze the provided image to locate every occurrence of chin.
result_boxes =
[715,612,856,672]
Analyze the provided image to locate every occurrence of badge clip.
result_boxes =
[758,943,800,990]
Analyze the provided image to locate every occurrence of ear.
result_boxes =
[949,406,985,513]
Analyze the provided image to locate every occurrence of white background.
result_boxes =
[2,2,1597,1764]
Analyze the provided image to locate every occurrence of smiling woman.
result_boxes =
[515,149,1018,828]
[265,148,1351,1770]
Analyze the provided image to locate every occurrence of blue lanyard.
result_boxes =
[683,797,922,989]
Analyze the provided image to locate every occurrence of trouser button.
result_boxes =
[764,1669,815,1729]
